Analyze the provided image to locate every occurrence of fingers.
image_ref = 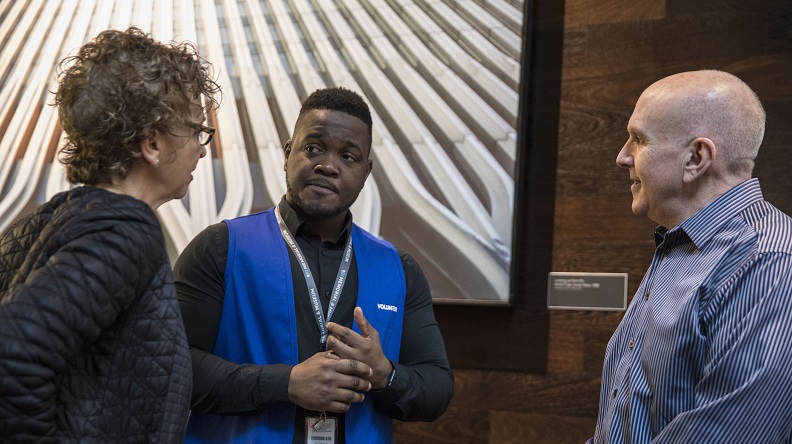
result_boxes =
[324,389,365,413]
[311,382,368,413]
[319,357,371,412]
[326,322,357,345]
[326,333,377,366]
[288,352,372,412]
[326,401,352,413]
[326,307,379,348]
[319,351,373,388]
[326,334,352,356]
[333,354,373,380]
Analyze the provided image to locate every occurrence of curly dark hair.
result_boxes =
[54,26,221,185]
[295,87,373,149]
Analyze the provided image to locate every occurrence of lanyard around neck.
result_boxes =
[275,206,353,348]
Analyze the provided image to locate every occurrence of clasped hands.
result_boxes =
[287,307,393,413]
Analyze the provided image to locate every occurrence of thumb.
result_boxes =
[354,306,376,339]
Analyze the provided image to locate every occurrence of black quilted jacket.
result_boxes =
[0,187,191,443]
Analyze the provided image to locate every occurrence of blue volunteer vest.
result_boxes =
[185,208,406,444]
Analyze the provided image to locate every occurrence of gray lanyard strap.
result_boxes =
[275,207,353,347]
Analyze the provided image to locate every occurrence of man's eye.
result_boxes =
[341,154,357,162]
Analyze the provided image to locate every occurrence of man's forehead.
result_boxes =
[295,109,366,134]
[298,108,364,124]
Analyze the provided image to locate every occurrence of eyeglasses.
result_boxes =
[196,125,216,145]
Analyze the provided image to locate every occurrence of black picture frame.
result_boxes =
[434,0,564,372]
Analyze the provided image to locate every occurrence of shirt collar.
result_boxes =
[277,196,353,245]
[656,178,763,249]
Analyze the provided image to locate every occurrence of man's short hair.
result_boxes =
[296,87,373,149]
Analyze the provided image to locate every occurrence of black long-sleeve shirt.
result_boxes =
[174,199,453,443]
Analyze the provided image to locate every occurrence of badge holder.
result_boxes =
[306,412,337,443]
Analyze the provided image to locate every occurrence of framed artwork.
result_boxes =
[0,0,526,304]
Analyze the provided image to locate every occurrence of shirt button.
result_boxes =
[645,292,650,301]
[628,340,635,350]
[612,389,618,398]
[321,250,328,256]
[324,290,331,298]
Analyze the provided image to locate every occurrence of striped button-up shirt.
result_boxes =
[590,179,792,443]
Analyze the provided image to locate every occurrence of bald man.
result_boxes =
[589,70,792,443]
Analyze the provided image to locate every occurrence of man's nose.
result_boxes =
[616,144,632,168]
[313,160,339,176]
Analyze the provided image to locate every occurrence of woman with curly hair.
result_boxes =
[0,26,221,442]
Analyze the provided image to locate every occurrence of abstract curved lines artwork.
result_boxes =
[0,0,524,302]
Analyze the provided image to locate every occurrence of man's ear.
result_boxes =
[683,137,715,184]
[139,134,161,167]
[283,140,292,171]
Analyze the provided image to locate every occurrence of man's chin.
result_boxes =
[297,200,347,219]
[630,201,647,218]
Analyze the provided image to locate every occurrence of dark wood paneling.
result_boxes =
[435,306,548,373]
[395,369,602,443]
[548,310,623,373]
[398,0,792,442]
[490,411,595,443]
[450,370,600,416]
[395,405,490,444]
[767,1,792,53]
[665,0,768,16]
[565,0,664,27]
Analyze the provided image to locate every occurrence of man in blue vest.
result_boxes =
[175,87,454,443]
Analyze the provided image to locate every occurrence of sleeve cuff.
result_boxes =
[371,360,396,393]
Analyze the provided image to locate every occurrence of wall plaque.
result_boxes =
[547,272,627,311]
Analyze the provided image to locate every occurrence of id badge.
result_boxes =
[306,414,337,444]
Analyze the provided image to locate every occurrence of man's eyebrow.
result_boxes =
[304,131,364,149]
[303,129,328,139]
[626,126,645,138]
[341,138,364,151]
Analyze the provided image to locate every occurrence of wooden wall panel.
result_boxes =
[565,0,664,27]
[490,411,595,444]
[396,0,792,442]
